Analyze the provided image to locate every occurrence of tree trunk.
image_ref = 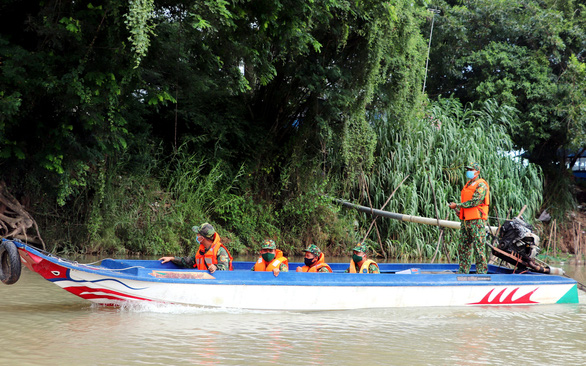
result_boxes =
[0,180,46,250]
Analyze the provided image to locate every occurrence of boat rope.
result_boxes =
[82,259,106,266]
[55,256,146,272]
[70,258,147,271]
[25,245,96,268]
[89,265,146,272]
[565,275,586,292]
[534,256,586,292]
[17,242,146,272]
[71,258,146,272]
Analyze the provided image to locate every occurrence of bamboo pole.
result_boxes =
[361,174,409,259]
[553,219,557,255]
[515,204,527,219]
[572,222,578,259]
[333,198,499,234]
[428,174,445,264]
[577,222,581,259]
[361,173,386,259]
[547,222,555,255]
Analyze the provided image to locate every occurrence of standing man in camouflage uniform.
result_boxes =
[159,222,233,273]
[449,162,489,274]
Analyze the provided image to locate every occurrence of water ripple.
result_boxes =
[1,268,585,365]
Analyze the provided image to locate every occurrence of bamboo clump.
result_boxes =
[357,99,543,260]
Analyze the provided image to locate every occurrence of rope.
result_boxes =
[89,265,146,272]
[18,241,146,272]
[565,275,586,292]
[533,255,586,292]
[62,257,146,271]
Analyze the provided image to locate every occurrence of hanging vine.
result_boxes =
[124,0,156,67]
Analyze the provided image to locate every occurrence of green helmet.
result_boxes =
[192,222,215,239]
[303,244,321,256]
[261,239,276,250]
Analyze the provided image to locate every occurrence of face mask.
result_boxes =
[262,253,275,262]
[196,236,202,244]
[352,254,364,263]
[304,257,316,267]
[466,170,476,179]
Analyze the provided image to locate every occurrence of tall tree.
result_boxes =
[0,0,149,203]
[425,0,586,186]
[1,1,429,250]
[142,0,428,195]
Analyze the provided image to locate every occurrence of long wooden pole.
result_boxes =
[334,198,499,235]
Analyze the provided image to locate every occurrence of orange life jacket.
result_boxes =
[253,249,289,271]
[459,178,490,221]
[194,233,234,270]
[348,259,379,273]
[299,253,332,273]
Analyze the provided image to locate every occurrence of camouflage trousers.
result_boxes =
[458,219,488,274]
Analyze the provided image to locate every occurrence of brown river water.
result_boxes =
[1,261,585,365]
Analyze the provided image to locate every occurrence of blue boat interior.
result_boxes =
[9,239,578,289]
[89,258,579,287]
[99,258,518,275]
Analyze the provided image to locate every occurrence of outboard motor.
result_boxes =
[498,218,540,262]
[495,218,564,275]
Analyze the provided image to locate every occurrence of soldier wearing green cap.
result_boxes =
[448,162,489,274]
[159,222,233,273]
[251,239,289,277]
[345,243,379,274]
[296,244,332,273]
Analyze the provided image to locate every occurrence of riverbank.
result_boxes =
[537,209,586,265]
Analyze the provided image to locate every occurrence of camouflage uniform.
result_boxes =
[344,263,380,274]
[304,244,331,272]
[171,222,230,270]
[251,239,289,272]
[251,262,288,272]
[456,163,488,274]
[171,247,231,270]
[344,243,380,273]
[315,266,331,273]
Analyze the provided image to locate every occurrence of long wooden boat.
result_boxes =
[2,239,579,311]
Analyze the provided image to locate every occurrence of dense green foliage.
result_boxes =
[1,0,144,204]
[0,0,583,258]
[426,0,586,212]
[361,98,542,259]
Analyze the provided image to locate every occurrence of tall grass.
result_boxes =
[80,141,246,256]
[71,137,354,256]
[357,98,543,260]
[83,143,184,255]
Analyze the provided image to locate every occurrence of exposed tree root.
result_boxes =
[0,180,46,250]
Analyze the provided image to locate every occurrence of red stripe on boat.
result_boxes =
[64,286,151,302]
[469,287,539,305]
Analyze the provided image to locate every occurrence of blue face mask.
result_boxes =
[466,170,476,179]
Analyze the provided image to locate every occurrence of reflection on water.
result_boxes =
[1,265,585,365]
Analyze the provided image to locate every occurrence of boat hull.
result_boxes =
[12,241,579,310]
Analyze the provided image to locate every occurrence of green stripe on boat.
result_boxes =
[556,284,579,304]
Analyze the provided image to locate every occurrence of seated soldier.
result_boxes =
[345,243,379,273]
[296,244,332,273]
[159,222,233,273]
[251,239,288,277]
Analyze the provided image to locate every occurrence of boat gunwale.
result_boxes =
[15,241,578,288]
